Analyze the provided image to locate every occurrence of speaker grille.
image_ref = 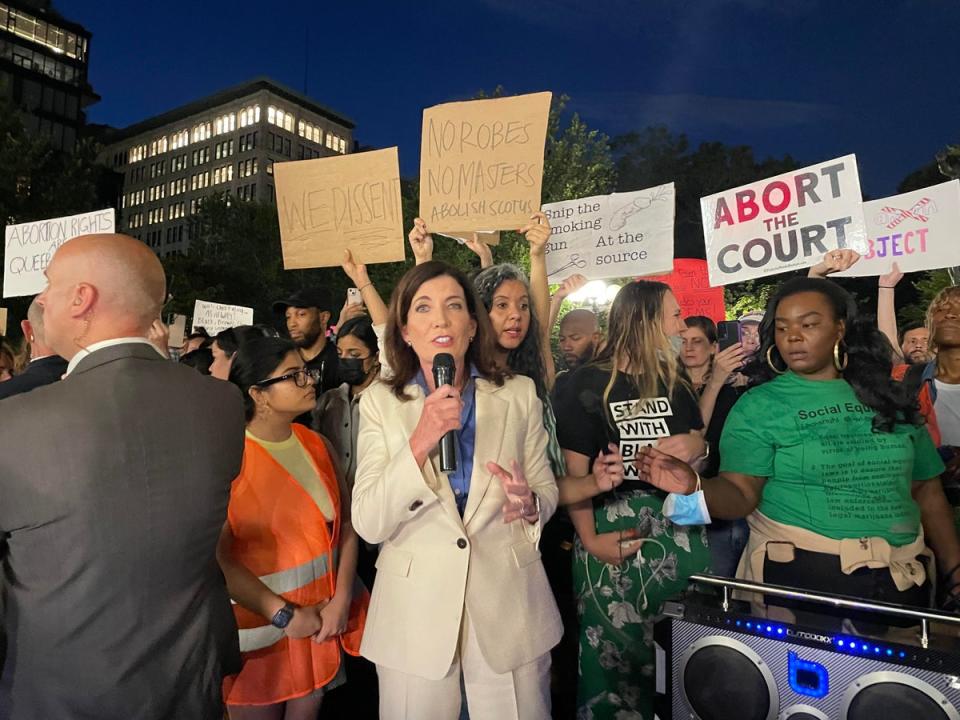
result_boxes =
[680,636,778,720]
[842,672,959,720]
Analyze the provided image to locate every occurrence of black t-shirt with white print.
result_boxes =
[554,364,704,494]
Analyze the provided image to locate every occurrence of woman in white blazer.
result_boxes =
[352,261,562,720]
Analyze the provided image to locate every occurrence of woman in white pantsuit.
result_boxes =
[353,261,562,720]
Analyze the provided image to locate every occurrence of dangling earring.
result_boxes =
[833,340,848,372]
[468,336,474,343]
[766,346,786,374]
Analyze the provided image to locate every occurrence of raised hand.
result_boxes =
[553,273,588,302]
[147,317,170,358]
[487,460,538,524]
[335,299,366,330]
[408,217,434,265]
[593,443,625,492]
[463,233,494,269]
[518,211,551,258]
[341,248,369,287]
[808,249,861,277]
[879,261,904,289]
[709,343,746,386]
[636,446,699,495]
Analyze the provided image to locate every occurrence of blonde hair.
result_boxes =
[926,285,960,353]
[593,280,685,414]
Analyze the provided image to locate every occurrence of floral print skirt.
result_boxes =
[573,488,709,720]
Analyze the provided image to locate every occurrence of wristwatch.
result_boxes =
[270,602,297,629]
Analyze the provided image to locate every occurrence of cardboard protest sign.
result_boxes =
[543,184,675,282]
[167,314,187,348]
[4,208,115,297]
[438,230,501,247]
[0,307,7,336]
[192,300,253,335]
[837,180,960,277]
[701,155,867,286]
[645,259,725,322]
[419,91,551,233]
[275,147,404,269]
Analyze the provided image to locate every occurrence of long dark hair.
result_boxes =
[384,261,507,400]
[337,315,378,355]
[228,336,298,422]
[748,277,920,432]
[473,263,548,403]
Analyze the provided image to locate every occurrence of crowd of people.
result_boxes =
[1,223,959,720]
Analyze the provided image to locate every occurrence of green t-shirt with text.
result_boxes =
[719,372,944,546]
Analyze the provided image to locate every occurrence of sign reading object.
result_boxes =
[3,208,115,297]
[701,155,867,286]
[837,180,960,277]
[644,258,726,323]
[275,147,405,269]
[419,91,551,233]
[543,184,675,282]
[192,300,253,335]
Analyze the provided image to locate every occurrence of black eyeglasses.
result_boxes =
[255,368,320,389]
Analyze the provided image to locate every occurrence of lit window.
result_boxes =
[128,144,146,163]
[214,113,236,135]
[170,129,189,149]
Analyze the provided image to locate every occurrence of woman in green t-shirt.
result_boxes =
[639,277,960,610]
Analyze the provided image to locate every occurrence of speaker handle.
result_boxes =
[689,574,960,648]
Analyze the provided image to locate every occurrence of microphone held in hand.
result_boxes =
[432,353,457,473]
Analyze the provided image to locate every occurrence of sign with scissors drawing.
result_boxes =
[542,184,675,282]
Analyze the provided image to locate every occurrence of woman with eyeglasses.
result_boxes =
[217,336,367,720]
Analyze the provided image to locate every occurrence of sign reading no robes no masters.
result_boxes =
[543,184,676,282]
[701,155,867,286]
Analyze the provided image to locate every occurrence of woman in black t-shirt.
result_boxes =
[554,280,710,720]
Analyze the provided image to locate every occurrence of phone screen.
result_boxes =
[716,321,742,352]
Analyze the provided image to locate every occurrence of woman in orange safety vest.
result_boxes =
[217,336,367,719]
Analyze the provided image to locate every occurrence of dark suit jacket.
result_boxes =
[0,355,68,401]
[0,343,245,720]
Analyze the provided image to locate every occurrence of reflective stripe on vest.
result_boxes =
[236,548,338,652]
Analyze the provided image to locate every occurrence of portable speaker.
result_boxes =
[654,584,960,720]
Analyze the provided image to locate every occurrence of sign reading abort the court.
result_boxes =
[3,208,115,298]
[701,155,866,286]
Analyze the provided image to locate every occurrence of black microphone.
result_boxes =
[432,352,457,473]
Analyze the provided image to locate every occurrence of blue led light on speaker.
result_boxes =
[787,651,829,699]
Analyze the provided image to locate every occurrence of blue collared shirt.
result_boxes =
[414,365,480,516]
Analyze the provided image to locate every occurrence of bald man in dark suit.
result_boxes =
[0,235,245,719]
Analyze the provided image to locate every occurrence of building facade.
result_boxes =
[0,0,98,151]
[98,77,355,256]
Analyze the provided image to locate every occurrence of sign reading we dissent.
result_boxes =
[192,300,253,335]
[701,155,867,286]
[420,91,551,233]
[543,184,675,282]
[645,259,726,323]
[275,148,405,269]
[3,208,115,298]
[838,180,960,277]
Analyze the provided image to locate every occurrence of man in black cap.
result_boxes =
[273,287,339,398]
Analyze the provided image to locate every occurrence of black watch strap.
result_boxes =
[270,602,296,629]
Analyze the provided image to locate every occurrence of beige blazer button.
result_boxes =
[457,538,467,549]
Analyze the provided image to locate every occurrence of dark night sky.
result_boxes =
[60,0,960,199]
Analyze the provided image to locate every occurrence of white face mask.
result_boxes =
[668,335,684,356]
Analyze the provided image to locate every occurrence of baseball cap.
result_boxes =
[272,288,334,318]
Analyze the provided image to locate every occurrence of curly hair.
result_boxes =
[473,263,548,403]
[746,277,920,433]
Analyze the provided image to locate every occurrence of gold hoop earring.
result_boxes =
[766,346,786,375]
[833,340,848,372]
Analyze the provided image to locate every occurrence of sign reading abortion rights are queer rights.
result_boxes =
[701,155,867,286]
[838,179,960,277]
